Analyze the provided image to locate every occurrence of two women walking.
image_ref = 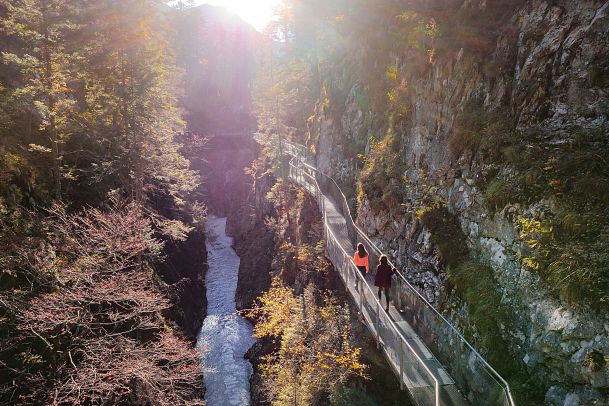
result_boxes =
[350,243,396,312]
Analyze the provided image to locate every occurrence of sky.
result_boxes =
[172,0,282,31]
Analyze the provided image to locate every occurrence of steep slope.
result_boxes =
[301,1,609,404]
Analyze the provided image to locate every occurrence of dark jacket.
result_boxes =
[375,262,395,289]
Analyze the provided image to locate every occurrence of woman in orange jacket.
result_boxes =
[351,243,369,290]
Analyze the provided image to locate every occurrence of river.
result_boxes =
[197,216,256,406]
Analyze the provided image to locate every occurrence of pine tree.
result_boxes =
[0,0,81,200]
[79,0,198,206]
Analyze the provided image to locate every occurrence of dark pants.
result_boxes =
[357,266,367,277]
[378,287,390,309]
[355,266,366,290]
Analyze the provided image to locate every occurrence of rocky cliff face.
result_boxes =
[309,1,609,404]
[157,228,208,341]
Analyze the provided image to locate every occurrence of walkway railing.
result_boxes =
[283,140,515,406]
[290,160,442,405]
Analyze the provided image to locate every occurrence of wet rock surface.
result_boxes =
[157,227,208,341]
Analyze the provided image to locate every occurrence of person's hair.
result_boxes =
[357,243,367,258]
[380,255,388,265]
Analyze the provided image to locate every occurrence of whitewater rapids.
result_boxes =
[197,216,256,406]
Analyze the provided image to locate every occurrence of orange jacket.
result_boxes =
[352,252,369,273]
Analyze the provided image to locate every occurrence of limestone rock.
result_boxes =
[312,0,609,401]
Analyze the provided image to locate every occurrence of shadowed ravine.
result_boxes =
[197,216,256,405]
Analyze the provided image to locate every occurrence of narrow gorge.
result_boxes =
[192,0,609,404]
[1,0,608,405]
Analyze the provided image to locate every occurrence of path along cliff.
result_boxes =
[304,1,609,404]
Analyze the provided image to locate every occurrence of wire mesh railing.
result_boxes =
[283,140,515,406]
[290,159,441,405]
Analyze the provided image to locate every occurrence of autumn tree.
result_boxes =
[249,281,366,405]
[0,2,206,404]
[0,200,204,404]
[1,0,199,210]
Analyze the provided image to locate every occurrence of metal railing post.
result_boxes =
[397,278,403,312]
[376,300,380,349]
[346,260,350,286]
[399,341,404,390]
[359,279,363,314]
[435,381,440,406]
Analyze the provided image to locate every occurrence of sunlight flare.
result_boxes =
[175,0,282,31]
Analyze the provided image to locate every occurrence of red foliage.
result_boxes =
[0,201,203,405]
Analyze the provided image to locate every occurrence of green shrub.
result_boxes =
[483,178,514,211]
[585,351,608,372]
[543,227,609,306]
[354,87,370,112]
[385,64,412,128]
[358,134,406,213]
[448,260,517,371]
[448,259,544,404]
[448,102,517,163]
[482,128,609,308]
[420,206,468,266]
[448,105,486,161]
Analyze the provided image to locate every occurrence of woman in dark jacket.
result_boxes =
[375,255,395,312]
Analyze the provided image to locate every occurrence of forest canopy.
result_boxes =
[0,1,210,403]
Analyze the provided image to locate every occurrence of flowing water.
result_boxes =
[197,216,256,406]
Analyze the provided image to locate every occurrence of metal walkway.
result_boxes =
[282,141,515,406]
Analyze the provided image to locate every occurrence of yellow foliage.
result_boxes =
[386,64,398,81]
[249,281,367,405]
[247,279,298,339]
[517,216,553,271]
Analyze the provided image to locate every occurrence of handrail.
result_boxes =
[289,157,441,404]
[323,213,441,403]
[283,140,515,406]
[355,224,515,405]
[323,172,515,404]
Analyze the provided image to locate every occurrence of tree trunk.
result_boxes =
[51,123,62,200]
[43,6,61,200]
